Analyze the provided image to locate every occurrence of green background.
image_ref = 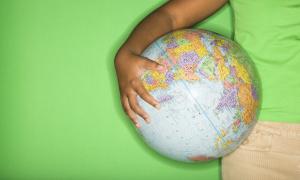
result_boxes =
[1,0,233,179]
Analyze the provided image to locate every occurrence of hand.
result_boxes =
[114,48,162,128]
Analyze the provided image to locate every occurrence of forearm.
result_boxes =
[117,0,227,56]
[118,9,174,56]
[114,0,228,125]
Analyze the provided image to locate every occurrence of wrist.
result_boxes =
[120,43,141,56]
[114,46,136,66]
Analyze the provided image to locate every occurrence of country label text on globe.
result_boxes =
[136,29,261,163]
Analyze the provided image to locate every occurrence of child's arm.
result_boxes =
[115,0,227,127]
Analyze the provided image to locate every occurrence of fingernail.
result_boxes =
[157,65,164,71]
[136,123,141,128]
[155,104,160,110]
[144,115,150,123]
[145,118,151,124]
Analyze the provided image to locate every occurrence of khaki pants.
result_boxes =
[222,121,300,180]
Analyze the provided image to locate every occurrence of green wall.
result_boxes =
[0,0,233,179]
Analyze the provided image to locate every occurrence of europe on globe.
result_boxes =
[136,29,261,163]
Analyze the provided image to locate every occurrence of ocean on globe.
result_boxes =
[136,29,261,163]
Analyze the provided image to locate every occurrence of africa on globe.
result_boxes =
[136,29,261,163]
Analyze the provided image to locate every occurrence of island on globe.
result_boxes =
[136,29,261,163]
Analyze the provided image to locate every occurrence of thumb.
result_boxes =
[141,57,164,71]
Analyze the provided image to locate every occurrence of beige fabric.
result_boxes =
[222,121,300,180]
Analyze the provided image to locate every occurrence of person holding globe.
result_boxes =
[114,0,300,179]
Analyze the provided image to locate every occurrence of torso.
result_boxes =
[230,0,300,123]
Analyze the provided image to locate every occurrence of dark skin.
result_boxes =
[114,0,228,128]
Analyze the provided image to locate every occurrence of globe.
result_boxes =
[136,29,261,163]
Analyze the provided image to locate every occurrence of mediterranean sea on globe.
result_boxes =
[136,29,261,163]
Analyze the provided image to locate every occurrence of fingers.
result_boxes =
[140,57,164,71]
[128,92,150,124]
[121,95,140,128]
[134,83,160,110]
[118,55,164,128]
[121,80,161,127]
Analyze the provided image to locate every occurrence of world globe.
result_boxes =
[136,29,261,163]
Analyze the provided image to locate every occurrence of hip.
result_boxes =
[222,121,300,180]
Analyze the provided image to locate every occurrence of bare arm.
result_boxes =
[118,0,228,55]
[115,0,228,128]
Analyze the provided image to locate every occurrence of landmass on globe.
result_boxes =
[137,29,260,162]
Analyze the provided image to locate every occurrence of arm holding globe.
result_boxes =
[114,0,228,128]
[114,0,300,179]
[114,0,261,164]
